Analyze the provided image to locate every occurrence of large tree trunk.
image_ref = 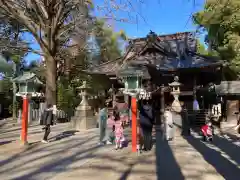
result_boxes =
[45,55,57,106]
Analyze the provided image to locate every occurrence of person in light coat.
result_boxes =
[164,106,174,141]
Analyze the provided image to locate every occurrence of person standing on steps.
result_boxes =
[40,104,54,143]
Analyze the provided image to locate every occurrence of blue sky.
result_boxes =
[25,0,205,63]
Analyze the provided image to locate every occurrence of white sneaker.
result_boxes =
[41,140,48,143]
[106,141,112,145]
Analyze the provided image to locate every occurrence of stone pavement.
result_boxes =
[0,122,70,145]
[1,123,240,180]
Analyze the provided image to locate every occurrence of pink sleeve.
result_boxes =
[107,117,114,127]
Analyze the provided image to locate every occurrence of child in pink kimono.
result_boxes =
[113,109,124,150]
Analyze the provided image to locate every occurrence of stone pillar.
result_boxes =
[159,85,165,134]
[72,81,96,130]
[28,100,32,124]
[39,102,45,123]
[160,85,165,126]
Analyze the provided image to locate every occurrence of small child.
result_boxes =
[113,108,124,150]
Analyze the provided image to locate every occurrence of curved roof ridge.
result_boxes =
[90,57,122,68]
[128,31,195,42]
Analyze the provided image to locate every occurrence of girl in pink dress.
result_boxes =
[113,109,124,150]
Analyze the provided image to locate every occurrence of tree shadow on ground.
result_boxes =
[213,133,240,164]
[0,135,99,179]
[1,125,185,180]
[184,134,240,180]
[48,130,79,142]
[155,129,185,180]
[117,126,185,180]
[0,140,13,146]
[0,124,40,134]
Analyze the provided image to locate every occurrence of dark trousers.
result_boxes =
[43,125,51,141]
[141,126,153,151]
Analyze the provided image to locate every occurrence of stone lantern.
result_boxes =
[72,81,96,130]
[14,72,43,97]
[13,72,43,123]
[13,72,43,145]
[169,76,182,113]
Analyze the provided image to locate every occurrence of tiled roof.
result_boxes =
[87,31,221,76]
[127,31,196,54]
[13,72,43,84]
[153,51,221,71]
[87,58,122,75]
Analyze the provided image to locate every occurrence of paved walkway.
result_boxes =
[0,123,240,180]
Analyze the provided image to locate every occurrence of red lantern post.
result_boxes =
[131,97,137,152]
[21,95,29,145]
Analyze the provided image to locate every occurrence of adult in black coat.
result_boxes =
[40,104,54,143]
[139,100,154,151]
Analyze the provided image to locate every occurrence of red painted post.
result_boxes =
[21,95,28,145]
[131,97,137,152]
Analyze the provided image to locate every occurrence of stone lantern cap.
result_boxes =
[77,81,90,90]
[169,81,181,87]
[169,76,182,87]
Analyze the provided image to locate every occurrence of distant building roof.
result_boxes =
[87,57,122,76]
[13,72,43,84]
[215,81,240,95]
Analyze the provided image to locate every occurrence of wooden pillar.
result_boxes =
[131,97,137,152]
[112,85,116,108]
[193,75,197,101]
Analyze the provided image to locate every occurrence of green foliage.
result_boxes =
[0,55,12,74]
[194,0,240,74]
[0,78,13,114]
[196,39,219,57]
[0,77,12,93]
[92,19,127,63]
[57,80,80,112]
[8,101,20,114]
[196,39,208,55]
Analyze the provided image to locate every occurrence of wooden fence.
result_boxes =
[17,108,68,123]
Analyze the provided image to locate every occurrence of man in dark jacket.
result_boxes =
[139,100,154,151]
[40,104,54,143]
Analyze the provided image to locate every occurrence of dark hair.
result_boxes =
[142,100,147,105]
[113,106,120,121]
[47,104,52,109]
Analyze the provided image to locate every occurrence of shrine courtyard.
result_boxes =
[0,122,240,180]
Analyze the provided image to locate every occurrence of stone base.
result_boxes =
[72,106,97,130]
[172,112,183,128]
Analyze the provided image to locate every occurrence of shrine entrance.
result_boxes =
[86,31,224,153]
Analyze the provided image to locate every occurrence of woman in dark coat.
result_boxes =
[40,104,54,143]
[139,100,154,151]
